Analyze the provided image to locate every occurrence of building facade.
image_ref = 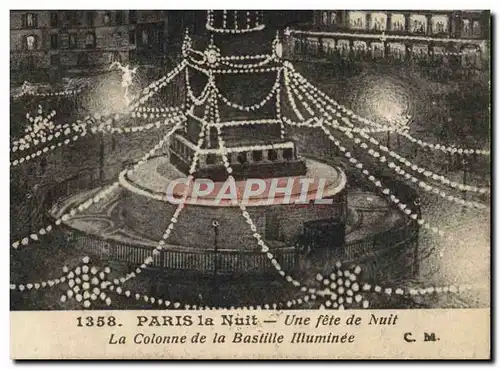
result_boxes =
[312,10,488,40]
[287,10,489,69]
[10,10,170,81]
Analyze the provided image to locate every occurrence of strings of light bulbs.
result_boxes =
[286,67,490,194]
[284,72,489,208]
[290,66,490,156]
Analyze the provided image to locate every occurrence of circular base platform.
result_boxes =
[118,157,349,250]
[50,180,415,277]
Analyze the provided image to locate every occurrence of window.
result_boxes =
[85,33,96,48]
[322,11,328,25]
[431,15,448,34]
[116,11,124,25]
[330,12,337,25]
[104,12,111,26]
[283,148,293,160]
[25,35,36,50]
[391,13,405,31]
[141,30,148,45]
[128,49,136,61]
[129,30,136,44]
[463,19,471,36]
[129,10,137,24]
[206,154,216,165]
[50,54,60,65]
[237,152,247,164]
[370,12,387,31]
[69,34,77,49]
[77,53,89,66]
[252,150,263,162]
[50,34,58,49]
[86,11,94,26]
[268,149,278,161]
[23,13,37,28]
[66,11,77,26]
[409,14,427,33]
[50,12,58,27]
[348,11,367,30]
[26,55,35,70]
[473,21,481,37]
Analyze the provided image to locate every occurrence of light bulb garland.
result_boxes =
[185,68,212,106]
[133,105,184,114]
[11,254,318,310]
[120,120,207,284]
[11,182,120,250]
[13,116,183,250]
[283,68,305,121]
[324,119,488,210]
[216,125,318,295]
[284,76,489,207]
[287,67,490,194]
[11,113,186,167]
[128,61,187,112]
[10,35,488,311]
[206,11,265,34]
[219,55,274,69]
[288,29,485,47]
[290,67,490,157]
[214,68,281,111]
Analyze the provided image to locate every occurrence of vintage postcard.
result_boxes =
[9,9,491,360]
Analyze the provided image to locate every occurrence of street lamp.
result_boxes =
[390,114,411,151]
[211,219,220,295]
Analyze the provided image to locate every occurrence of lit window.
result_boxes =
[391,13,405,31]
[330,12,337,25]
[348,11,366,30]
[473,21,481,36]
[322,12,328,25]
[409,14,427,33]
[26,35,36,50]
[431,15,448,34]
[370,12,387,31]
[26,13,35,28]
[463,19,471,35]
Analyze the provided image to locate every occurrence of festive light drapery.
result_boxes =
[11,21,489,310]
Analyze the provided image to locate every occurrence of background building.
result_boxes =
[10,10,171,83]
[312,10,489,39]
[287,10,490,70]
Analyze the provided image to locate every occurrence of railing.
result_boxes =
[72,230,297,276]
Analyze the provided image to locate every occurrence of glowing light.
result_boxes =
[110,62,139,106]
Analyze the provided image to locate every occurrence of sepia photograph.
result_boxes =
[8,8,492,359]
